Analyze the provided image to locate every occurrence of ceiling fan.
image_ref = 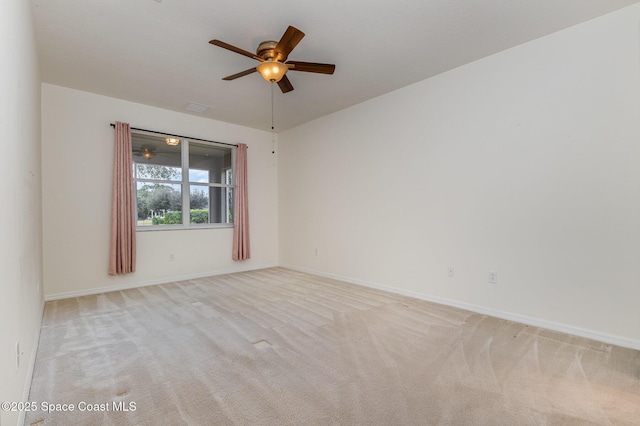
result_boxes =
[133,146,156,160]
[209,26,335,93]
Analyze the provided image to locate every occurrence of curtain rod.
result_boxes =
[109,123,239,148]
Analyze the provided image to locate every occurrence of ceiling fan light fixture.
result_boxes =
[257,61,288,82]
[165,137,180,146]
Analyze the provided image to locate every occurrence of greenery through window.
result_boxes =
[132,132,234,229]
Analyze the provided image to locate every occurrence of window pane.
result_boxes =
[189,142,232,184]
[189,186,209,224]
[190,185,233,224]
[135,163,182,181]
[188,168,209,184]
[132,134,182,181]
[136,183,182,226]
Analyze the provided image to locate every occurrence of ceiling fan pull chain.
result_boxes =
[271,82,276,154]
[271,82,275,131]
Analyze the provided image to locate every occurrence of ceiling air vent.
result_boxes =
[184,102,210,113]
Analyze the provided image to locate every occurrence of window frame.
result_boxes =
[132,130,236,231]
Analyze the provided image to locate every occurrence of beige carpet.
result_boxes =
[26,268,640,425]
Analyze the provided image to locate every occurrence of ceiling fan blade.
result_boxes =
[287,61,335,74]
[209,39,261,61]
[222,67,258,81]
[277,75,294,93]
[274,26,305,60]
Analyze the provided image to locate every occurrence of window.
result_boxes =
[132,132,235,229]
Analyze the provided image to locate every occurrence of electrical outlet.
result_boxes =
[169,253,175,261]
[16,341,20,369]
[488,271,498,284]
[448,267,454,278]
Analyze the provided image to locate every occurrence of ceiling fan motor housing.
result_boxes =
[257,41,286,62]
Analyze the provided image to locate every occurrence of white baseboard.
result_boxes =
[45,263,278,301]
[280,264,640,351]
[18,298,45,426]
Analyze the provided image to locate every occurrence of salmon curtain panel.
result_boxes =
[232,143,250,260]
[108,121,137,275]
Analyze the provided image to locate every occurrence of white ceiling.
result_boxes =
[32,0,639,132]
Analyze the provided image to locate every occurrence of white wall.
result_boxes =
[278,5,640,348]
[42,84,278,298]
[0,1,44,425]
